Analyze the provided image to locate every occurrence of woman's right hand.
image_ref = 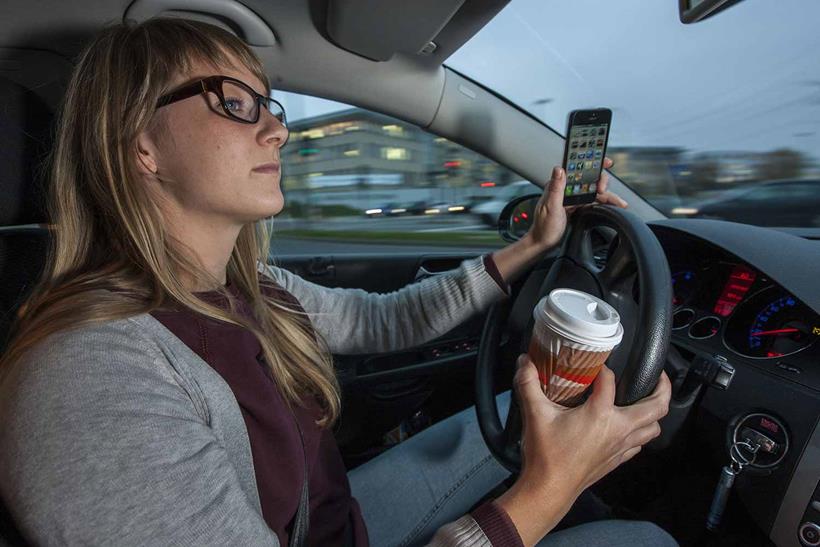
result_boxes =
[496,355,672,546]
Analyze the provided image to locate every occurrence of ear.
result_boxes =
[135,130,161,177]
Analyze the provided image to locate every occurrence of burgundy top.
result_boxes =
[149,255,520,547]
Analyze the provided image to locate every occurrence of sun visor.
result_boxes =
[326,0,509,62]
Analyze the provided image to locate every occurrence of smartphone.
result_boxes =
[562,108,612,206]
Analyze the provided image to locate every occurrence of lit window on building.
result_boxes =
[300,128,326,139]
[320,121,361,135]
[382,147,409,160]
[344,149,360,157]
[382,124,404,136]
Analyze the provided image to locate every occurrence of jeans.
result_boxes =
[348,391,677,547]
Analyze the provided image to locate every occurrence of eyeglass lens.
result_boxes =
[221,80,286,126]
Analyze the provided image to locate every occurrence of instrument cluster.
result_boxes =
[670,260,820,360]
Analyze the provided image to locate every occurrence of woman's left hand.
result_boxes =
[528,157,628,251]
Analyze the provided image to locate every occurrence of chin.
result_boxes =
[259,191,285,218]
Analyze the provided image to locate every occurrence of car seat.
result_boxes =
[0,75,54,546]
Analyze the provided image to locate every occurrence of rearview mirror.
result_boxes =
[679,0,745,23]
[497,194,541,243]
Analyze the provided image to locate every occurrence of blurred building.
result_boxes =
[688,151,762,184]
[606,146,685,197]
[280,108,518,211]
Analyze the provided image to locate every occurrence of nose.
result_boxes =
[259,109,289,148]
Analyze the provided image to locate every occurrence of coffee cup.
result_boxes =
[527,288,623,407]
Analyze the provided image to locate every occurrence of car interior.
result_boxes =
[1,1,819,546]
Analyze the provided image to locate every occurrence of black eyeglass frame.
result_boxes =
[155,75,288,127]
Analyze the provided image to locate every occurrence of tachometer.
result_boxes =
[724,287,820,359]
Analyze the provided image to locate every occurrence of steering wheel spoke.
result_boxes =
[598,236,636,291]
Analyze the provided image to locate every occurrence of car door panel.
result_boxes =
[276,251,505,466]
[274,229,607,466]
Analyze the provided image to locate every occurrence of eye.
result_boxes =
[224,96,248,112]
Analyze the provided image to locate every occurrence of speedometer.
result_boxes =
[724,287,820,359]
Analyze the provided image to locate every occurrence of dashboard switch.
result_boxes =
[799,522,820,546]
[691,354,735,390]
[712,361,735,390]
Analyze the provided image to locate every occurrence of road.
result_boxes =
[270,238,500,255]
[271,214,491,233]
[269,213,502,255]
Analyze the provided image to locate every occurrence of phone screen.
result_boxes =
[565,122,608,199]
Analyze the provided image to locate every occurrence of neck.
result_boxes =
[163,208,242,292]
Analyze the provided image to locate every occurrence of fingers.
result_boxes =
[619,445,642,465]
[587,366,616,409]
[514,354,563,416]
[621,372,672,427]
[596,158,614,194]
[594,157,627,208]
[514,354,542,407]
[624,421,662,449]
[651,371,673,412]
[597,170,609,194]
[546,166,566,210]
[597,191,628,209]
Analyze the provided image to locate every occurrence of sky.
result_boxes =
[274,0,820,161]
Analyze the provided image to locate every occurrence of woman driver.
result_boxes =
[0,18,674,547]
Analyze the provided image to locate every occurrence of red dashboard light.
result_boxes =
[759,417,780,434]
[713,264,756,317]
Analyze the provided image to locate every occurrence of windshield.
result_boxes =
[449,0,820,228]
[500,182,531,201]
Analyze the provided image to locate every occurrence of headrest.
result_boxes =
[0,77,53,226]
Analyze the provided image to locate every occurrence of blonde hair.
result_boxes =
[0,18,340,426]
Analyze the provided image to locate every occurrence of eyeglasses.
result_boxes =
[156,75,288,130]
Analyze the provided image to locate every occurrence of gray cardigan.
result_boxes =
[0,257,508,546]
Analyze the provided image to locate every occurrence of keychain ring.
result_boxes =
[730,440,759,467]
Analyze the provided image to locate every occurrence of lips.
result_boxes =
[252,162,280,174]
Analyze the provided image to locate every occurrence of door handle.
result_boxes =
[306,257,335,278]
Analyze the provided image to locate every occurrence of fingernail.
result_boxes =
[552,166,563,179]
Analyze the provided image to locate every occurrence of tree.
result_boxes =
[685,159,720,197]
[757,148,809,181]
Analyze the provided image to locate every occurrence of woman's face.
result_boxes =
[140,55,289,227]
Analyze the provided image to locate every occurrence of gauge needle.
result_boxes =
[750,328,800,337]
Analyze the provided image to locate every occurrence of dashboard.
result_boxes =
[647,219,820,547]
[663,234,820,379]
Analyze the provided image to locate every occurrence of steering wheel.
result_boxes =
[475,204,673,472]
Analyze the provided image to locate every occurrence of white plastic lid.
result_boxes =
[534,288,623,347]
